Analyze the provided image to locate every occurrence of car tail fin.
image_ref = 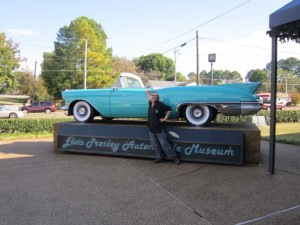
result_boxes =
[222,82,261,94]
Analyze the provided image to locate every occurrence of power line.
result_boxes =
[200,37,300,54]
[162,38,195,54]
[138,0,252,54]
[19,43,53,49]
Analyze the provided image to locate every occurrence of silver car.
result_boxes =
[0,105,25,118]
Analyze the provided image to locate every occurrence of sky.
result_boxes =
[1,0,300,80]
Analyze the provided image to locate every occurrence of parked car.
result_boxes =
[0,105,24,118]
[62,74,262,127]
[20,101,56,114]
[261,101,286,110]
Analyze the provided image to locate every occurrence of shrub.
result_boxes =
[215,110,300,123]
[0,118,73,134]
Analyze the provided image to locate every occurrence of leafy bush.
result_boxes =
[0,110,299,134]
[215,110,300,123]
[0,118,73,133]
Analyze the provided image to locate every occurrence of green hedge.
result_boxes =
[215,110,300,123]
[0,118,73,133]
[0,110,299,134]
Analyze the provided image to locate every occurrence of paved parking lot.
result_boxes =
[0,138,299,225]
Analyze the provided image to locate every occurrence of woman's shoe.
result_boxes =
[153,158,166,163]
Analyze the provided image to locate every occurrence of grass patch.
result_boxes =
[2,123,300,146]
[259,123,300,145]
[0,132,53,141]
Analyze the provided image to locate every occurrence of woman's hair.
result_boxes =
[151,91,160,101]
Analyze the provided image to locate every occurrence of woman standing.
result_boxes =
[145,90,180,165]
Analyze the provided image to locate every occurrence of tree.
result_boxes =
[33,77,52,101]
[111,56,137,75]
[15,71,50,101]
[41,16,113,99]
[201,69,242,85]
[165,72,187,82]
[278,57,300,75]
[187,72,197,80]
[265,57,300,93]
[134,53,174,80]
[223,70,243,83]
[15,71,34,96]
[200,70,209,85]
[0,33,22,94]
[245,69,268,82]
[266,57,300,76]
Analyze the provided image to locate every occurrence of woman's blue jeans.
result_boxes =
[148,129,177,159]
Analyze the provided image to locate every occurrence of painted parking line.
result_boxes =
[236,204,300,225]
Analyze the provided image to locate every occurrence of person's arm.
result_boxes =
[164,110,171,120]
[145,90,152,101]
[160,103,172,122]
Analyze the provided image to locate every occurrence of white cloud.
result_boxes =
[6,29,40,37]
[176,30,300,78]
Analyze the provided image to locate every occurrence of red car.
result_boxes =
[20,101,56,114]
[261,102,286,110]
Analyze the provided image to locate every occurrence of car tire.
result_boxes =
[9,113,18,118]
[45,109,52,114]
[73,101,94,123]
[184,104,213,127]
[22,109,29,114]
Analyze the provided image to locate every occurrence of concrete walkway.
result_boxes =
[0,139,299,225]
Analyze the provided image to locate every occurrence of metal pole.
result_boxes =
[174,48,180,84]
[174,48,177,84]
[84,39,87,89]
[286,75,288,103]
[268,34,278,175]
[33,61,37,100]
[211,62,213,85]
[196,30,199,86]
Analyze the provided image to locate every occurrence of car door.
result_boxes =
[109,88,148,117]
[30,102,42,112]
[0,105,9,117]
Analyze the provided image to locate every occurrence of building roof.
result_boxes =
[268,0,300,43]
[145,80,187,88]
[269,0,300,28]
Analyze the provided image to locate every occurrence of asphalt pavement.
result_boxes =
[0,138,299,225]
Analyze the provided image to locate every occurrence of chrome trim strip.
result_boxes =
[176,101,261,117]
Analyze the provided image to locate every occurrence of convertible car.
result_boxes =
[62,73,262,127]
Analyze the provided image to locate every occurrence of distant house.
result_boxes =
[258,92,291,105]
[145,80,196,89]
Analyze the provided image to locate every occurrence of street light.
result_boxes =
[285,74,288,104]
[208,53,216,85]
[83,39,87,89]
[174,43,186,84]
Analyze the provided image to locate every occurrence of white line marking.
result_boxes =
[236,204,300,225]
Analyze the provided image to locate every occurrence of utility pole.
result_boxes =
[84,39,87,89]
[196,30,199,86]
[173,42,186,85]
[33,61,37,100]
[174,48,180,84]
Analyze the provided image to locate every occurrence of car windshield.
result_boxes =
[125,77,144,88]
[0,105,9,110]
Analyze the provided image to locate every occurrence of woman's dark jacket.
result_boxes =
[147,101,171,133]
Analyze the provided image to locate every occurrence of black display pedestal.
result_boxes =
[54,120,261,166]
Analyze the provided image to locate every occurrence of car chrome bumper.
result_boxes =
[212,102,261,116]
[61,105,69,115]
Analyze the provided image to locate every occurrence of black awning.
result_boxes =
[269,0,300,28]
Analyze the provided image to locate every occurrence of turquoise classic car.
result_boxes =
[62,73,262,127]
